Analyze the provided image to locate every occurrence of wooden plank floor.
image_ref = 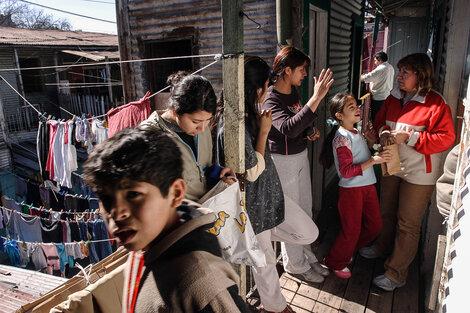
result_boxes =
[247,255,420,313]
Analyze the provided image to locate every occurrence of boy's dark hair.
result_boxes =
[319,93,355,169]
[167,72,217,116]
[272,46,311,83]
[397,53,438,96]
[83,128,183,198]
[374,51,388,62]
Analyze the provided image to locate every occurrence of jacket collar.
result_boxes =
[144,201,216,264]
[390,87,426,103]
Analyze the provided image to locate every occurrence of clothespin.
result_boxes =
[47,114,52,120]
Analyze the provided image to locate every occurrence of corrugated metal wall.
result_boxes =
[124,0,277,98]
[328,0,362,95]
[323,0,363,186]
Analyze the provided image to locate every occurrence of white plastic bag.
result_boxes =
[199,180,266,267]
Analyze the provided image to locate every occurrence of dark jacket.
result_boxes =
[123,202,249,313]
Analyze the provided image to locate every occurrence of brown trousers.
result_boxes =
[372,175,435,283]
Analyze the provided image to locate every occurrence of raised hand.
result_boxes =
[258,109,272,135]
[313,68,334,101]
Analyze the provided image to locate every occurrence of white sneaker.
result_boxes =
[310,262,330,277]
[289,268,324,284]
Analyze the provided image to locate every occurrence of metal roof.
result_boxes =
[61,49,120,61]
[0,264,68,313]
[0,27,118,48]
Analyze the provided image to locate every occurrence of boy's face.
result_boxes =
[99,178,186,251]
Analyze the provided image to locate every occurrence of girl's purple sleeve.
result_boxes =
[264,98,317,138]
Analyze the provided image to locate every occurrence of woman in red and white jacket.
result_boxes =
[360,53,455,291]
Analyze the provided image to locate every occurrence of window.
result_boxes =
[144,39,194,92]
[19,58,43,92]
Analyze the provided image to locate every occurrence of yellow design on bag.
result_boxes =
[207,211,230,235]
[235,212,247,233]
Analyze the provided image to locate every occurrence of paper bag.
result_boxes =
[381,144,401,176]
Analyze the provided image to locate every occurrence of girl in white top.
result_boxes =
[319,93,391,278]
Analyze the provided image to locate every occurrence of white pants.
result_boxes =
[252,194,318,312]
[272,149,320,274]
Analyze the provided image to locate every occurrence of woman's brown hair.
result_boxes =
[272,46,311,82]
[397,53,439,96]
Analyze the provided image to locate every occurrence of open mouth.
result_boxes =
[114,229,136,245]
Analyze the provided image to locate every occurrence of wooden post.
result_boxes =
[115,0,136,102]
[105,56,114,103]
[54,52,61,96]
[13,49,25,101]
[221,0,246,298]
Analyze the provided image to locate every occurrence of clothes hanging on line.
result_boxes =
[107,91,151,137]
[37,116,108,187]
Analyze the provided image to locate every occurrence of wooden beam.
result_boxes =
[13,49,25,101]
[105,56,114,103]
[115,0,136,102]
[428,235,446,311]
[221,0,246,298]
[221,0,244,174]
[442,0,470,122]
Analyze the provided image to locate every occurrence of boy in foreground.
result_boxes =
[83,128,249,313]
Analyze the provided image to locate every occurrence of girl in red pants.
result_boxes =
[319,93,391,278]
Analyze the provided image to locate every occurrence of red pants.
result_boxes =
[324,184,382,270]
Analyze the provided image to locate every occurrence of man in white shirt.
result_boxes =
[361,51,395,122]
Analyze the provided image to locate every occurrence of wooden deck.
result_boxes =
[247,255,421,313]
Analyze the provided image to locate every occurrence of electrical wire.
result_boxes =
[0,53,221,72]
[80,0,115,4]
[18,0,116,24]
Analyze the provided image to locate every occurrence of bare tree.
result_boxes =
[0,0,72,30]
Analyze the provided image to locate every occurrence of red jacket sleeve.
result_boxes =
[414,100,455,154]
[336,146,363,178]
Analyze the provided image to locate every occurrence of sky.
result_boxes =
[22,0,118,34]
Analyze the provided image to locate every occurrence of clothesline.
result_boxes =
[91,58,220,119]
[1,206,101,223]
[0,57,221,121]
[1,235,114,244]
[0,53,222,72]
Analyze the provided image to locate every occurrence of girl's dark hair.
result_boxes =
[272,46,311,83]
[244,56,270,137]
[319,93,354,169]
[397,53,439,96]
[167,71,217,115]
[211,56,270,138]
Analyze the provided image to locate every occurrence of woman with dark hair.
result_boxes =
[140,73,234,201]
[359,53,456,291]
[217,56,320,313]
[262,46,334,284]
